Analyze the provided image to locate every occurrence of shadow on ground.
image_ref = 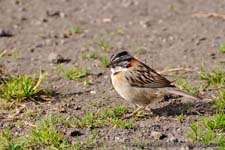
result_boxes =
[152,101,214,116]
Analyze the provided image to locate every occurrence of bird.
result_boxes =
[106,51,201,118]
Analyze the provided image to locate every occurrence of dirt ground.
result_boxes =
[0,0,225,149]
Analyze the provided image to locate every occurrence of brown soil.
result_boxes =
[0,0,225,149]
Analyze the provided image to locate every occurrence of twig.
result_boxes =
[157,67,197,74]
[24,120,36,127]
[29,97,41,104]
[0,50,7,58]
[1,104,26,121]
[192,12,225,20]
[7,104,26,119]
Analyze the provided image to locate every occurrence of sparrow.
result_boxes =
[106,51,201,118]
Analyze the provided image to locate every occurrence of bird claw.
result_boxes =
[121,106,145,120]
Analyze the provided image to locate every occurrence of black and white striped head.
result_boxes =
[106,51,133,74]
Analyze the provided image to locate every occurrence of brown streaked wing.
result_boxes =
[125,61,174,88]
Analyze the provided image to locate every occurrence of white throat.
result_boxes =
[111,66,128,74]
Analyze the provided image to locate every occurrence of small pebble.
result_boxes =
[102,18,112,23]
[90,90,96,94]
[210,53,216,59]
[70,130,83,137]
[195,37,207,45]
[46,10,66,18]
[48,52,70,64]
[167,134,178,142]
[140,20,151,28]
[150,131,167,140]
[0,29,13,37]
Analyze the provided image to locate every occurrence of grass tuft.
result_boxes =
[176,113,184,123]
[204,112,225,131]
[65,24,82,34]
[199,66,225,87]
[96,38,111,52]
[29,115,70,149]
[75,106,134,129]
[175,78,198,93]
[73,132,98,150]
[213,89,225,111]
[188,66,225,149]
[188,89,225,149]
[53,64,63,74]
[81,51,97,59]
[99,56,109,67]
[0,127,25,150]
[81,50,109,67]
[132,47,142,54]
[64,67,89,80]
[0,71,46,101]
[219,43,225,53]
[114,28,125,35]
[0,114,102,150]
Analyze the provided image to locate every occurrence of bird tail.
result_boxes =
[166,87,201,101]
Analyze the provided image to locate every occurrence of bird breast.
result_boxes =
[111,72,164,106]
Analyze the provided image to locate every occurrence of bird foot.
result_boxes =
[121,106,145,120]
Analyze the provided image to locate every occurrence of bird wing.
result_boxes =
[125,62,174,88]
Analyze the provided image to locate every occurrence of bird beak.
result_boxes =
[106,63,110,68]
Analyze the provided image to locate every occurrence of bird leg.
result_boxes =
[122,106,145,119]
